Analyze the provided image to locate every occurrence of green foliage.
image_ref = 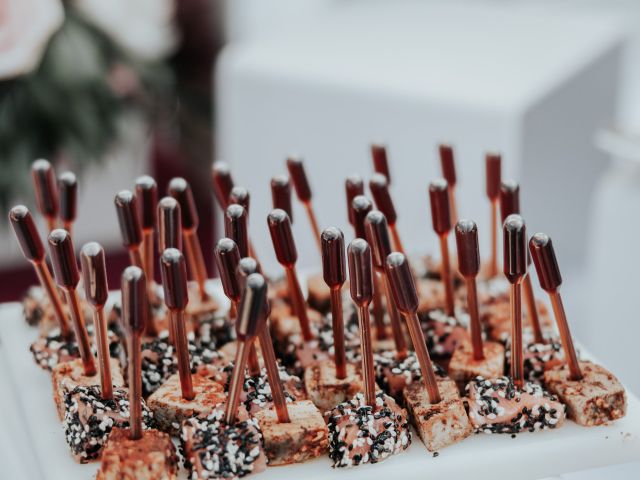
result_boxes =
[0,10,173,211]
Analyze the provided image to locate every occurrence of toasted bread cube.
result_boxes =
[147,373,227,435]
[62,385,154,463]
[253,400,328,465]
[304,360,363,412]
[466,376,566,434]
[22,285,51,327]
[97,427,177,480]
[403,378,471,451]
[327,392,410,467]
[449,341,505,392]
[52,358,124,420]
[181,410,267,479]
[543,361,626,426]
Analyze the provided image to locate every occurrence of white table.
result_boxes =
[1,280,639,479]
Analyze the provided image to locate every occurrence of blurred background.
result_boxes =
[0,0,639,454]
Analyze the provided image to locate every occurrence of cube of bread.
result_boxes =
[543,361,626,426]
[304,360,363,412]
[417,278,448,313]
[97,427,177,480]
[253,400,328,465]
[147,373,228,435]
[181,410,267,479]
[466,376,566,434]
[327,392,410,467]
[193,310,235,350]
[52,358,124,420]
[449,341,505,392]
[22,285,50,327]
[403,378,471,451]
[62,385,154,463]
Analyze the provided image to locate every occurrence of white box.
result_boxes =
[215,2,625,274]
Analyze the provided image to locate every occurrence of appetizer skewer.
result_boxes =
[58,171,77,235]
[287,157,322,252]
[31,159,59,233]
[485,153,501,278]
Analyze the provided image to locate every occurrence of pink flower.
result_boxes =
[0,0,64,79]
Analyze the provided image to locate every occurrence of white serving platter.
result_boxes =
[0,279,639,480]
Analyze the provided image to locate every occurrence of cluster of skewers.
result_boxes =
[9,146,627,479]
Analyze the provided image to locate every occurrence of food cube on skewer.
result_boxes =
[420,308,470,360]
[307,272,332,312]
[181,410,267,479]
[374,350,447,400]
[52,358,125,420]
[449,340,505,391]
[327,392,410,468]
[304,360,363,412]
[146,373,229,435]
[62,385,154,463]
[403,380,471,452]
[504,339,566,383]
[253,399,328,465]
[543,361,626,426]
[244,365,307,416]
[466,376,566,434]
[97,427,178,480]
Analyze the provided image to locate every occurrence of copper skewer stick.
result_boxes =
[34,262,71,337]
[121,266,147,440]
[142,230,154,286]
[372,272,388,340]
[549,292,582,380]
[233,299,261,376]
[64,290,96,375]
[351,196,386,338]
[129,245,144,269]
[92,306,113,399]
[258,325,290,422]
[365,210,407,351]
[170,309,195,399]
[465,278,484,360]
[439,235,455,316]
[500,180,543,342]
[404,310,441,403]
[486,153,501,278]
[510,283,524,387]
[160,249,195,400]
[81,242,113,398]
[455,219,484,360]
[303,201,322,253]
[285,266,313,341]
[379,272,407,359]
[358,304,377,408]
[529,233,582,380]
[489,200,498,277]
[385,253,441,404]
[226,272,268,424]
[503,214,527,388]
[49,229,96,376]
[9,206,71,337]
[321,227,348,379]
[226,341,250,424]
[389,224,406,255]
[329,287,347,378]
[59,171,77,237]
[523,275,544,343]
[127,333,142,439]
[184,230,208,300]
[31,159,59,234]
[348,239,377,409]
